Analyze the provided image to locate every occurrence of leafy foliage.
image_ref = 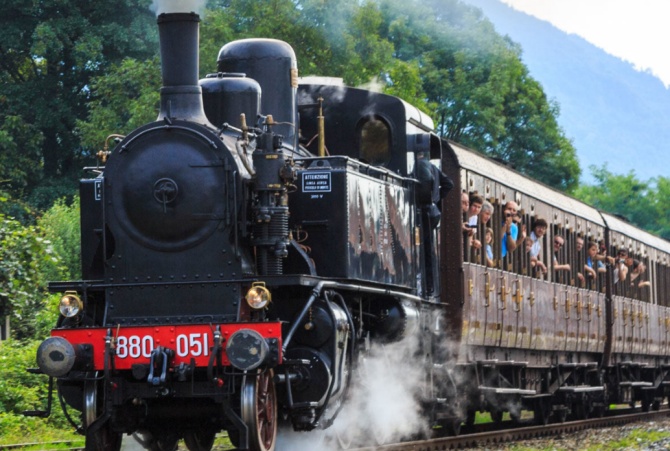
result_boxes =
[77,57,161,148]
[573,165,670,240]
[0,0,585,205]
[377,0,580,190]
[0,0,158,209]
[0,340,81,445]
[650,177,670,240]
[0,199,64,339]
[0,116,44,193]
[26,178,80,215]
[0,197,72,441]
[38,198,82,281]
[77,0,581,191]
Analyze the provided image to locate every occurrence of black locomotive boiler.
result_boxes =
[30,4,670,451]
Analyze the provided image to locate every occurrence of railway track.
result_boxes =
[7,409,670,450]
[350,408,670,451]
[0,441,84,450]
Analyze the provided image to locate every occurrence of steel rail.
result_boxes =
[349,409,670,451]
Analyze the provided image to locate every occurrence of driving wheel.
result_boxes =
[241,368,277,451]
[83,377,122,451]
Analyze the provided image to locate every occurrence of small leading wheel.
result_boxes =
[241,368,277,451]
[83,377,122,451]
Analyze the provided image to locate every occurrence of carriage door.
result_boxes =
[464,263,491,349]
[614,298,629,356]
[511,271,534,349]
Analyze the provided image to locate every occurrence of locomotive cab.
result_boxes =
[298,81,439,176]
[297,82,447,298]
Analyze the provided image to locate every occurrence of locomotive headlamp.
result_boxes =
[245,282,271,310]
[226,329,269,371]
[59,291,83,318]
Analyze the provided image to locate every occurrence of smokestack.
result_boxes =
[156,12,209,124]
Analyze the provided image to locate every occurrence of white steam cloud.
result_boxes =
[277,335,431,450]
[151,0,207,16]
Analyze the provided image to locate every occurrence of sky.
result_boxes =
[499,0,670,87]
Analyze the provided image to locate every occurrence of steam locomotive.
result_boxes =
[30,6,670,451]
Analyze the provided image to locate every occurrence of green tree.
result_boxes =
[76,0,580,193]
[573,165,656,233]
[202,0,393,86]
[0,0,157,209]
[498,75,580,191]
[204,0,333,77]
[0,116,44,194]
[384,59,434,113]
[80,0,397,143]
[344,1,395,86]
[650,176,670,239]
[378,0,580,190]
[77,57,161,149]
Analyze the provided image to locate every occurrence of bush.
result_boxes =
[0,194,83,445]
[38,197,81,280]
[0,340,82,446]
[0,199,65,339]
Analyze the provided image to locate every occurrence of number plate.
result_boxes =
[52,323,282,370]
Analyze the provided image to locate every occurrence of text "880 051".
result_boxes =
[115,333,210,359]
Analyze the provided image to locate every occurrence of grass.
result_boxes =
[500,426,670,451]
[0,416,236,451]
[589,428,670,450]
[0,414,84,449]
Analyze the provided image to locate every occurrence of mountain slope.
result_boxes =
[461,0,670,183]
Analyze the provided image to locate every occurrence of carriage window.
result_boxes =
[358,116,391,166]
[612,248,652,302]
[552,225,571,285]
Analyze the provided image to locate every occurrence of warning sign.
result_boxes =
[302,172,331,193]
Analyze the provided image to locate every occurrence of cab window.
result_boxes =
[358,116,391,166]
